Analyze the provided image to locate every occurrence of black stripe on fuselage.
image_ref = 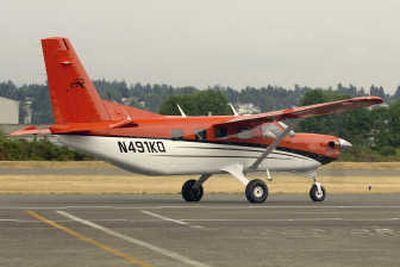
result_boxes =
[153,155,288,160]
[276,147,335,164]
[176,143,335,164]
[176,145,309,161]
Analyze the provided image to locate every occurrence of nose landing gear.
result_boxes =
[309,173,326,202]
[309,183,326,202]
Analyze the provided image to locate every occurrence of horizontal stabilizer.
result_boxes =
[10,126,51,136]
[49,118,136,134]
[11,119,136,136]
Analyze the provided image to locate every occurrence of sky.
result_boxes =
[1,0,400,93]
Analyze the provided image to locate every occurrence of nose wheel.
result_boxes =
[309,174,326,202]
[309,184,326,202]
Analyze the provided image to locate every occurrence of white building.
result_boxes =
[0,97,19,124]
[237,103,261,115]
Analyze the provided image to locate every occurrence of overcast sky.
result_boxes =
[1,0,400,93]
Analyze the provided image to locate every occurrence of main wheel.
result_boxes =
[245,179,268,203]
[181,179,203,202]
[309,184,326,202]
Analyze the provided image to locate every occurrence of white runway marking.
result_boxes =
[57,211,210,267]
[2,205,400,210]
[141,210,204,229]
[182,218,345,222]
[1,217,398,224]
[0,218,130,223]
[181,218,400,223]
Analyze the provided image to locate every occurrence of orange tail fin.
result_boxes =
[41,37,110,123]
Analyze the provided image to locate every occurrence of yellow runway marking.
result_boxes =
[25,210,151,267]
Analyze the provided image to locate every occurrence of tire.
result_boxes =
[181,179,203,202]
[245,179,268,203]
[309,184,326,202]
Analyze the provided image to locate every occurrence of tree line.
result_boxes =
[0,80,397,124]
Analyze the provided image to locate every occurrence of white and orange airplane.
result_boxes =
[12,37,383,203]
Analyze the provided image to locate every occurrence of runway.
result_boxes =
[1,194,400,266]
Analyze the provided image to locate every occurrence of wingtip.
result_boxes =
[368,96,385,104]
[353,96,384,105]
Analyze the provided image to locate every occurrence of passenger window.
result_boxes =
[171,129,184,140]
[214,126,228,138]
[195,129,207,141]
[237,127,252,139]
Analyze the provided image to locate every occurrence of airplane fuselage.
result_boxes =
[57,116,341,176]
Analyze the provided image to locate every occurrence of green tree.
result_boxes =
[159,90,231,116]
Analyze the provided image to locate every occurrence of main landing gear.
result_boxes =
[245,179,268,203]
[181,175,268,203]
[181,174,209,202]
[181,179,203,202]
[181,164,269,204]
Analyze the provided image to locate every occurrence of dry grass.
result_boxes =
[0,173,399,194]
[1,161,399,194]
[321,162,400,170]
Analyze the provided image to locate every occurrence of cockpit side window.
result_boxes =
[195,129,207,141]
[214,126,228,139]
[237,127,252,139]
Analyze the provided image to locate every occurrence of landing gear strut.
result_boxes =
[223,164,268,204]
[309,173,326,202]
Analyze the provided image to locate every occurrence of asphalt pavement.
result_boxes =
[1,193,400,267]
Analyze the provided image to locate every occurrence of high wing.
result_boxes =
[216,96,383,127]
[10,118,136,136]
[217,96,383,171]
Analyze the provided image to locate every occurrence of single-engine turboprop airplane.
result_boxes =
[12,37,383,203]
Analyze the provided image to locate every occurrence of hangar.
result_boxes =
[0,96,19,124]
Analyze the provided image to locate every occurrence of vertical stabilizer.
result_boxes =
[41,37,110,123]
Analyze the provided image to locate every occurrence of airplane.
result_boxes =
[11,37,384,203]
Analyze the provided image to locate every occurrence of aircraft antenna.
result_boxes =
[176,104,187,117]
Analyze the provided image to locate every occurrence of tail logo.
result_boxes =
[70,78,86,89]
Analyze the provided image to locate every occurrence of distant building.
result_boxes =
[0,97,19,124]
[22,97,33,124]
[368,102,389,110]
[237,103,261,115]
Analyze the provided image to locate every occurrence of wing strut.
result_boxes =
[249,121,297,170]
